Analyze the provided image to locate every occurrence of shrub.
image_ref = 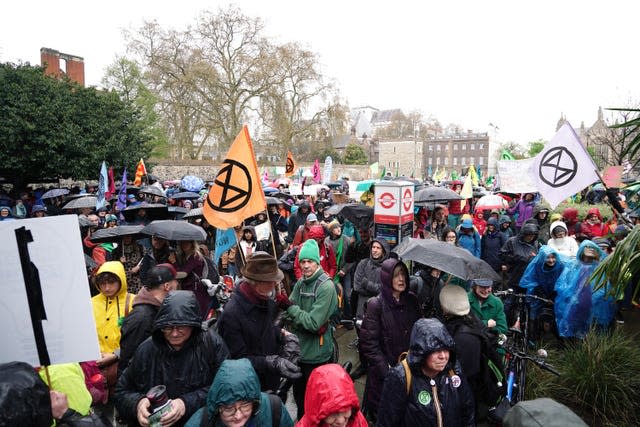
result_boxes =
[526,328,640,426]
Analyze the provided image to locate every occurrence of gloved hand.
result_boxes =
[275,293,294,310]
[265,355,302,379]
[279,332,301,364]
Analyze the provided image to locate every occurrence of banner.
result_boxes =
[133,158,147,186]
[459,174,473,210]
[96,161,108,209]
[116,169,128,212]
[529,123,599,208]
[468,165,479,186]
[601,165,623,188]
[323,156,333,183]
[497,159,538,193]
[285,151,296,177]
[204,126,266,229]
[106,166,115,200]
[213,228,238,265]
[312,159,321,183]
[500,149,515,160]
[254,221,271,241]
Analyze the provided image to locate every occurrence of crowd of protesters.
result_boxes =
[0,175,637,426]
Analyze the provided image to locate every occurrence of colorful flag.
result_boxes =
[476,165,482,182]
[380,166,387,179]
[529,123,599,208]
[459,174,473,210]
[204,125,266,229]
[96,161,108,209]
[133,158,147,186]
[451,170,459,181]
[214,227,238,265]
[468,165,479,186]
[106,166,115,200]
[601,165,623,188]
[285,151,296,177]
[312,159,321,183]
[427,166,433,178]
[500,149,515,160]
[116,169,128,212]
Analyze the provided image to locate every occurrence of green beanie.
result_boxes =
[299,239,320,264]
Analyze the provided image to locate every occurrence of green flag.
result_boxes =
[500,149,515,160]
[380,166,387,179]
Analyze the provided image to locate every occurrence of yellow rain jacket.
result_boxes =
[92,261,135,353]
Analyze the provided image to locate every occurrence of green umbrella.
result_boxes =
[356,179,377,192]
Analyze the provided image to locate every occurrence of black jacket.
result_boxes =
[286,202,310,243]
[114,291,229,427]
[443,316,483,400]
[118,287,162,377]
[377,318,475,427]
[500,223,540,287]
[481,219,507,272]
[216,281,282,392]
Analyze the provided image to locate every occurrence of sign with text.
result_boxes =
[0,215,100,367]
[374,181,414,225]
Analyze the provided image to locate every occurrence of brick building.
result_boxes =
[377,139,423,178]
[424,131,491,177]
[40,47,85,86]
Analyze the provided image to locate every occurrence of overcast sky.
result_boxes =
[2,0,638,145]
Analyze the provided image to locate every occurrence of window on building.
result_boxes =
[436,145,441,151]
[479,157,484,165]
[479,143,484,150]
[393,147,396,153]
[428,158,433,165]
[469,157,474,165]
[453,144,458,150]
[444,158,449,165]
[429,145,433,151]
[462,157,467,165]
[461,144,466,150]
[453,158,458,166]
[470,144,475,150]
[436,157,441,165]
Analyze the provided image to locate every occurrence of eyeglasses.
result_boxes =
[219,401,254,417]
[161,325,191,333]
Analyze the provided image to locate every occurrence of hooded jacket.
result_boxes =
[296,364,368,427]
[353,238,390,317]
[576,207,608,239]
[114,291,229,427]
[0,361,52,426]
[286,201,310,243]
[472,211,487,236]
[294,225,337,280]
[185,359,293,427]
[524,204,551,244]
[561,208,579,235]
[507,194,536,227]
[498,215,514,240]
[519,245,566,299]
[377,318,475,427]
[92,261,135,353]
[500,223,540,287]
[359,258,421,412]
[554,240,616,338]
[457,220,481,258]
[481,218,507,271]
[547,221,579,258]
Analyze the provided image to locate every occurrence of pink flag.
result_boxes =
[601,166,623,188]
[312,159,321,183]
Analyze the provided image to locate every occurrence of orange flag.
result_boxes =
[133,158,147,186]
[204,126,266,229]
[285,151,296,177]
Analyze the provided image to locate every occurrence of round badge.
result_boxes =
[418,390,431,406]
[451,375,461,388]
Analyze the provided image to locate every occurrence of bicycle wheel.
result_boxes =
[516,357,527,403]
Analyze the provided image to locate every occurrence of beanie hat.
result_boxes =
[298,239,320,264]
[105,214,118,223]
[550,213,562,223]
[439,285,470,316]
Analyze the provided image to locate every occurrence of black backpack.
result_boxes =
[456,322,506,407]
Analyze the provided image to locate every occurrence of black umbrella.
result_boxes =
[265,196,283,206]
[122,202,169,222]
[325,203,373,229]
[90,225,145,243]
[141,220,207,241]
[41,188,69,199]
[182,207,204,220]
[414,186,463,203]
[393,238,501,282]
[326,182,343,189]
[168,206,189,220]
[170,191,200,200]
[62,196,98,210]
[139,186,166,198]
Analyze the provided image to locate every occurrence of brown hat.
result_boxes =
[241,251,284,282]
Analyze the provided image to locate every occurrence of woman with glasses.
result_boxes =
[185,358,293,427]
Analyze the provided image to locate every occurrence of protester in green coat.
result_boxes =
[185,358,293,427]
[468,279,508,335]
[275,239,338,420]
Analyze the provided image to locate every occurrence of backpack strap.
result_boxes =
[268,394,282,427]
[399,352,412,396]
[124,293,132,317]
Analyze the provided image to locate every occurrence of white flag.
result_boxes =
[529,123,599,208]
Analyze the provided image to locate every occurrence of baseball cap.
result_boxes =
[146,263,187,287]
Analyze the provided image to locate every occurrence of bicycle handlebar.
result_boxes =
[504,345,561,376]
[494,289,554,305]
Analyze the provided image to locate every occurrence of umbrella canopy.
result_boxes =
[181,175,205,192]
[168,206,189,220]
[182,207,204,220]
[475,194,509,211]
[89,225,145,243]
[141,220,207,242]
[356,179,378,192]
[122,202,169,222]
[393,238,501,282]
[170,191,200,200]
[265,196,283,206]
[62,196,97,210]
[325,203,373,228]
[414,186,463,203]
[41,188,69,199]
[139,186,166,198]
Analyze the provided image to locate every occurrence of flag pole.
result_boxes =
[593,169,632,226]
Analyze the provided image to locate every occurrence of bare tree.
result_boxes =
[587,108,640,169]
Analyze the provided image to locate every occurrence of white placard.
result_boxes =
[303,184,321,196]
[254,221,271,241]
[289,183,303,196]
[0,215,100,367]
[497,159,538,193]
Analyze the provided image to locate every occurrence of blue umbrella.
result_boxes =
[181,175,204,192]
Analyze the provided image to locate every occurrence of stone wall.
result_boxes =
[149,160,372,182]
